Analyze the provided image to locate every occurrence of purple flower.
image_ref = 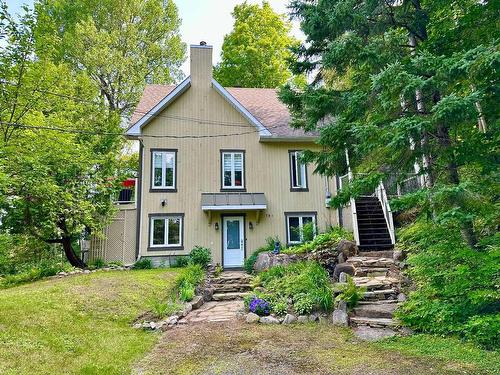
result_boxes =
[249,297,270,316]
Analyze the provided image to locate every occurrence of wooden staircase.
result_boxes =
[355,197,393,251]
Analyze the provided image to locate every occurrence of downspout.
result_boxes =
[135,139,144,261]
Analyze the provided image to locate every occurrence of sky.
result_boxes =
[5,0,304,75]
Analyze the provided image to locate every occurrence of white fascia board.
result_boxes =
[202,205,267,211]
[126,77,192,136]
[259,135,318,143]
[211,79,272,136]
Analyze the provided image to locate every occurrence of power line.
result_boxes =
[0,120,285,139]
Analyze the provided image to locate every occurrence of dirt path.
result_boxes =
[133,320,486,375]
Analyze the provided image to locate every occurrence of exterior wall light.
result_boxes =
[249,222,254,230]
[214,222,219,230]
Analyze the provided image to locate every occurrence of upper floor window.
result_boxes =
[289,151,308,191]
[151,150,177,191]
[221,151,245,190]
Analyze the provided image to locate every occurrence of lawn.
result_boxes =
[0,269,178,375]
[135,321,500,375]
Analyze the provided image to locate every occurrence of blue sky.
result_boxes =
[5,0,304,75]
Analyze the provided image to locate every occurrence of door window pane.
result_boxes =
[226,220,240,249]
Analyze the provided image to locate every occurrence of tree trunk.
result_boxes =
[61,236,87,268]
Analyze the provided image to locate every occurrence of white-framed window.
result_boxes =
[150,215,183,248]
[286,213,316,244]
[152,150,176,190]
[289,151,307,190]
[221,151,244,189]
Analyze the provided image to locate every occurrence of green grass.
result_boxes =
[0,269,179,375]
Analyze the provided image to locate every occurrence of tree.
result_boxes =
[281,0,499,247]
[214,1,298,88]
[34,0,186,116]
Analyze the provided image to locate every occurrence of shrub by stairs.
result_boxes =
[346,252,403,329]
[211,271,252,301]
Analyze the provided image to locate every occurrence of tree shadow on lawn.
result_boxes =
[133,320,496,375]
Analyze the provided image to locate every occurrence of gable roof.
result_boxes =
[126,79,318,141]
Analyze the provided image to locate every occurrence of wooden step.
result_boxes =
[350,316,397,328]
[212,292,250,301]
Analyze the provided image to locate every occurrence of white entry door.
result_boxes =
[223,216,244,268]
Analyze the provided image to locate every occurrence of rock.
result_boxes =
[309,313,320,322]
[83,270,91,274]
[167,315,178,325]
[246,313,260,324]
[331,309,349,327]
[399,327,414,336]
[181,303,193,317]
[333,263,355,281]
[397,293,407,302]
[353,326,397,341]
[191,295,204,310]
[142,322,151,329]
[253,252,302,273]
[282,314,297,324]
[337,253,346,264]
[149,322,157,330]
[335,299,348,313]
[297,315,309,323]
[259,316,280,324]
[393,250,404,261]
[339,272,349,283]
[337,239,358,258]
[318,315,329,324]
[132,323,142,329]
[203,287,215,302]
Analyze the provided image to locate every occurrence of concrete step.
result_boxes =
[213,283,252,293]
[212,292,250,301]
[350,316,397,328]
[353,302,398,319]
[363,288,397,301]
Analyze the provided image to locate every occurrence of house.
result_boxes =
[88,43,396,267]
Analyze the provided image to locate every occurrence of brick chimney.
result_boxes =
[190,42,213,88]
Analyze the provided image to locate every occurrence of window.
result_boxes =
[221,151,245,190]
[286,213,316,244]
[149,214,183,249]
[151,150,176,190]
[289,151,307,190]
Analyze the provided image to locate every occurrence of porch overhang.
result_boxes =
[201,193,267,223]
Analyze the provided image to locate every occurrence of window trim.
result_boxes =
[150,148,178,192]
[148,213,184,251]
[284,211,317,245]
[220,149,246,192]
[289,150,308,192]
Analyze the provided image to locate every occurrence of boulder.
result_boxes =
[393,250,404,261]
[309,313,320,322]
[259,315,280,324]
[337,239,358,258]
[182,303,193,316]
[253,252,302,273]
[353,326,397,341]
[246,313,260,324]
[167,315,178,325]
[297,315,309,323]
[331,309,349,327]
[191,295,204,310]
[335,299,348,313]
[333,263,356,281]
[282,314,297,324]
[397,293,407,302]
[202,287,215,302]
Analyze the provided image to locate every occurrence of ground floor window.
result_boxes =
[149,214,183,249]
[285,212,317,245]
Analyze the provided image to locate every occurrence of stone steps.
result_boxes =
[354,267,390,277]
[363,288,397,300]
[213,283,252,293]
[212,292,251,301]
[353,302,397,319]
[350,316,397,328]
[353,276,400,291]
[347,256,395,268]
[212,275,252,284]
[358,250,394,258]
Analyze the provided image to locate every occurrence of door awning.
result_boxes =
[201,193,267,211]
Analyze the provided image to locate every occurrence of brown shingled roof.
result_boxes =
[130,83,316,139]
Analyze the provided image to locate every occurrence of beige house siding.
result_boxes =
[135,49,338,265]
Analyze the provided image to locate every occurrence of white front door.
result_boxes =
[223,216,244,268]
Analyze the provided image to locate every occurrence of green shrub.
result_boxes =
[179,282,195,302]
[255,261,334,314]
[172,256,190,268]
[189,246,212,268]
[294,293,314,315]
[150,297,182,319]
[133,258,153,269]
[283,227,353,255]
[214,263,223,277]
[335,276,365,309]
[244,236,280,274]
[395,221,500,349]
[272,298,288,316]
[176,264,205,289]
[89,258,105,269]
